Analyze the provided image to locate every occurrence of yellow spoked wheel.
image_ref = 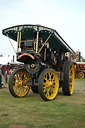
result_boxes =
[38,68,59,101]
[69,63,75,94]
[62,61,75,95]
[78,72,84,79]
[9,68,30,97]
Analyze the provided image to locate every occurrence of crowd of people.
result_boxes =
[0,65,5,88]
[0,65,15,89]
[0,65,2,88]
[0,63,23,89]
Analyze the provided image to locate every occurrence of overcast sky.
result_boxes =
[0,0,85,58]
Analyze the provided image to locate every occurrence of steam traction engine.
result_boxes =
[75,62,85,79]
[2,25,75,101]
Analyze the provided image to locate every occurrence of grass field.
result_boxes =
[0,77,85,128]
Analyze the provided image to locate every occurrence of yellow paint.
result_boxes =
[43,70,59,100]
[79,72,84,79]
[69,63,75,95]
[12,70,30,97]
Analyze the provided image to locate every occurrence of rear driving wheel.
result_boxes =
[9,68,30,97]
[38,68,59,101]
[62,61,75,95]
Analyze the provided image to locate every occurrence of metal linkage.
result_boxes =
[38,33,52,53]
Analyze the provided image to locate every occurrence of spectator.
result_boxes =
[4,70,8,84]
[0,65,2,88]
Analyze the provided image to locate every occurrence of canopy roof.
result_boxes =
[2,24,74,54]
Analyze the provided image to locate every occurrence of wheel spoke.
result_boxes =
[50,87,54,95]
[45,88,50,98]
[48,72,52,81]
[13,85,18,92]
[43,81,50,88]
[18,87,21,94]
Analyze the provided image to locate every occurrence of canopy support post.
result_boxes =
[36,31,39,53]
[6,34,16,54]
[17,32,19,53]
[19,32,21,52]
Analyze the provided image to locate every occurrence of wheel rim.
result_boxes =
[79,72,84,79]
[69,63,75,94]
[12,70,30,97]
[43,70,59,100]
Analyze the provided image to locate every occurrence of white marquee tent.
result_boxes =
[0,56,23,65]
[0,56,12,65]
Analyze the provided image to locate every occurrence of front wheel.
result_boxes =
[38,68,59,101]
[9,68,30,97]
